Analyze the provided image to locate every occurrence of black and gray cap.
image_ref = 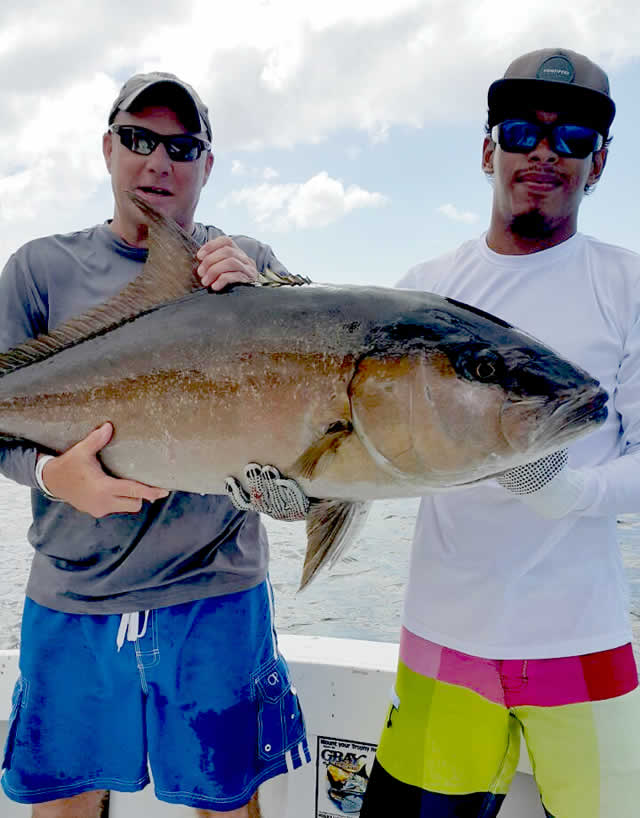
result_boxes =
[108,71,212,141]
[488,48,615,136]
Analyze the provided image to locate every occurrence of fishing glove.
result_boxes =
[496,449,587,519]
[224,463,310,521]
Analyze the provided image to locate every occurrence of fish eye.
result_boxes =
[457,349,502,382]
[476,359,496,380]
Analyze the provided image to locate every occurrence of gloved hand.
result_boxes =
[224,463,310,521]
[496,449,586,519]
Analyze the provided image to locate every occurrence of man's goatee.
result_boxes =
[510,211,554,239]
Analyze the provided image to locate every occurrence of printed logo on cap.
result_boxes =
[536,55,576,84]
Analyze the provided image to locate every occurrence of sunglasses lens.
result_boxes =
[165,137,201,162]
[553,125,601,159]
[115,126,155,155]
[496,121,602,159]
[498,121,541,153]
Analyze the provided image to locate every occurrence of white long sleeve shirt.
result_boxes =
[398,233,640,659]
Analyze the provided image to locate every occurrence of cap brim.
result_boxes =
[488,78,616,135]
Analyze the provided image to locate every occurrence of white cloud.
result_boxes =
[222,171,388,230]
[186,0,640,151]
[0,0,638,260]
[437,203,479,224]
[229,161,279,180]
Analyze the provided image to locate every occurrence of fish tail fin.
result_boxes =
[298,499,371,590]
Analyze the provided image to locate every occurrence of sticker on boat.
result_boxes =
[316,735,377,816]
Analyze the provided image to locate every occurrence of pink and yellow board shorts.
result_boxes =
[360,627,640,818]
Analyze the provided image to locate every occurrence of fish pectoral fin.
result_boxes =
[299,499,371,590]
[291,420,353,480]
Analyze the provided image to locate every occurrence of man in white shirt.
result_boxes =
[357,47,640,818]
[227,47,640,817]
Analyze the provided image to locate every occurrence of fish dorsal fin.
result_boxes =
[130,191,202,296]
[258,267,312,288]
[299,499,371,590]
[0,193,203,378]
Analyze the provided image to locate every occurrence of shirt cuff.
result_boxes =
[34,454,61,501]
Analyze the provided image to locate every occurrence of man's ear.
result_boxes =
[103,131,113,173]
[588,148,608,187]
[202,150,214,187]
[482,135,495,175]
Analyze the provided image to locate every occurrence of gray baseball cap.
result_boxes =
[108,71,212,141]
[488,48,615,135]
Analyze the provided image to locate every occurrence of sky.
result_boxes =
[0,0,639,287]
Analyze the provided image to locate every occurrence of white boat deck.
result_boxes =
[0,635,542,817]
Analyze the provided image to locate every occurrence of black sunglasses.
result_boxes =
[491,119,604,159]
[110,124,211,162]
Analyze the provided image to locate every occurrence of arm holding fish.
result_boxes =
[496,449,589,519]
[38,422,169,517]
[497,445,640,520]
[498,301,640,519]
[0,249,169,515]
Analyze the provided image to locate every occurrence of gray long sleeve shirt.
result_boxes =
[0,221,286,614]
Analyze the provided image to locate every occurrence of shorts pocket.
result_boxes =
[2,676,28,770]
[253,656,305,763]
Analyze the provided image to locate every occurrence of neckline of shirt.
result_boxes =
[479,232,583,270]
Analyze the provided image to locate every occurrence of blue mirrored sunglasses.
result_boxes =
[110,124,211,162]
[491,120,604,159]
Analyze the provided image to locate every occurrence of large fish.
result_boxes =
[0,194,608,587]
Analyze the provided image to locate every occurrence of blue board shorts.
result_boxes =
[1,580,310,810]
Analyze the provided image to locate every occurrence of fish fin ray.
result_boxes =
[291,421,353,480]
[257,266,312,288]
[129,192,203,297]
[299,499,371,590]
[0,194,205,379]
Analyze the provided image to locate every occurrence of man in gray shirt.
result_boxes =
[0,72,308,818]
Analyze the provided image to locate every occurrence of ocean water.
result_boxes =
[1,474,639,662]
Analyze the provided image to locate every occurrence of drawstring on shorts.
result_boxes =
[116,610,150,651]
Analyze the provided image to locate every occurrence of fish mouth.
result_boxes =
[501,385,608,455]
[557,387,608,427]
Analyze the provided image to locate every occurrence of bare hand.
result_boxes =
[195,236,258,291]
[41,422,169,518]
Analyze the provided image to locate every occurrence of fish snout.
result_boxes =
[499,383,608,455]
[562,384,608,428]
